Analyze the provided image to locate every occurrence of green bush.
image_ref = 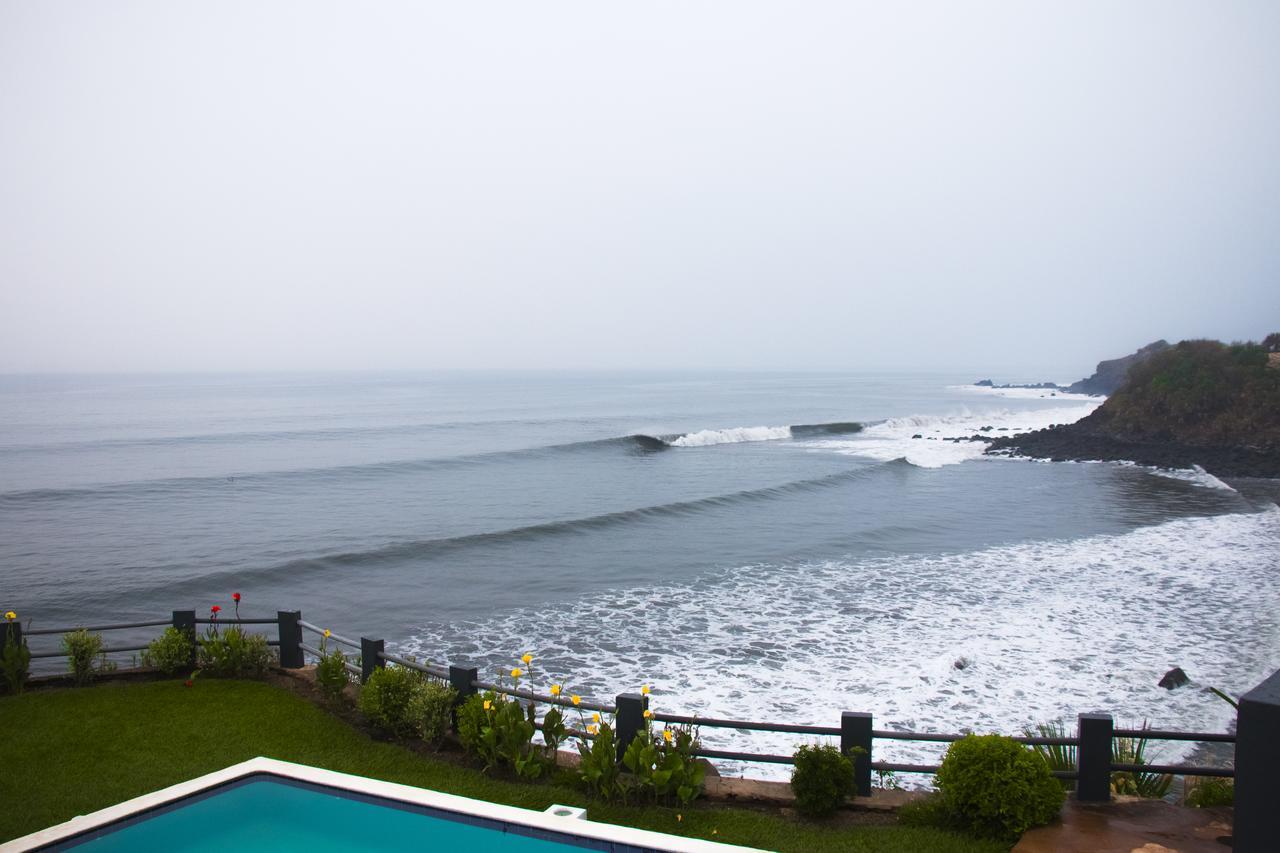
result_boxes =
[1185,777,1234,807]
[1,625,30,695]
[142,627,194,675]
[315,647,351,704]
[790,744,856,817]
[406,680,458,747]
[358,665,422,737]
[622,725,706,807]
[934,734,1064,841]
[198,626,272,678]
[62,628,107,686]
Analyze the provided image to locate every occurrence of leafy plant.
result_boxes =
[1,623,30,695]
[576,719,625,801]
[314,634,351,704]
[198,626,272,678]
[790,743,857,817]
[62,628,106,686]
[934,734,1064,842]
[622,724,706,807]
[1025,721,1076,790]
[406,680,458,747]
[1111,723,1172,799]
[142,626,195,675]
[1185,777,1234,807]
[358,665,423,737]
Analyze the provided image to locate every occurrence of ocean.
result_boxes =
[3,370,1278,776]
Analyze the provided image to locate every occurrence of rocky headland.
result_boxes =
[985,335,1280,478]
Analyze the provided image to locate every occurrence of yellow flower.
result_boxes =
[323,629,331,638]
[677,814,683,822]
[586,724,598,735]
[643,709,653,719]
[592,712,600,723]
[641,684,650,695]
[483,700,492,711]
[663,729,674,743]
[521,653,533,665]
[571,695,581,706]
[3,611,14,621]
[550,684,562,696]
[511,668,522,678]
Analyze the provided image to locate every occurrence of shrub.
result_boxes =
[1185,777,1234,807]
[198,626,272,678]
[1,624,30,695]
[576,720,624,801]
[1111,724,1172,799]
[622,725,706,807]
[407,680,458,747]
[142,626,194,675]
[935,734,1064,841]
[790,744,857,817]
[62,628,107,686]
[358,665,422,737]
[315,647,351,704]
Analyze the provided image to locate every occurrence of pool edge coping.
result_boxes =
[0,756,768,853]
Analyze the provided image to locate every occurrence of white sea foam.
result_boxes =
[1147,465,1238,492]
[403,507,1280,782]
[802,402,1102,468]
[669,426,794,447]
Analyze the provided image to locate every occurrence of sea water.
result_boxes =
[2,371,1277,776]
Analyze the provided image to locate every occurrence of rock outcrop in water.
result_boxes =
[974,340,1169,396]
[1064,340,1170,396]
[987,336,1280,477]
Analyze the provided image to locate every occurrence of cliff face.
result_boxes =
[1065,340,1170,396]
[987,336,1280,476]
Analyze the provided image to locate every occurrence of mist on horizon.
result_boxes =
[2,1,1278,376]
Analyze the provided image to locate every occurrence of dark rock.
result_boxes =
[911,434,922,439]
[980,425,993,432]
[1066,340,1170,396]
[975,379,994,387]
[1159,667,1190,690]
[953,657,971,671]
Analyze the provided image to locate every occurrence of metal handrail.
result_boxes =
[24,620,171,636]
[1113,728,1235,743]
[472,679,616,714]
[1111,762,1234,777]
[299,620,361,651]
[194,618,278,625]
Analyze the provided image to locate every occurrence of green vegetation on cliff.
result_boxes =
[1085,338,1280,450]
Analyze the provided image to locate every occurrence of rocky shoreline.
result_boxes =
[985,426,1280,478]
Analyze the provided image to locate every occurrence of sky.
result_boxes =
[1,1,1277,376]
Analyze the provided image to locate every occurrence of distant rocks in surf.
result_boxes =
[974,340,1172,397]
[1159,667,1190,690]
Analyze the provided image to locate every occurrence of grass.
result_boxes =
[0,679,1007,852]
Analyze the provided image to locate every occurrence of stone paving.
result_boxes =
[1014,799,1233,853]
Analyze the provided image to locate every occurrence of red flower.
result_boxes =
[232,592,241,603]
[184,679,193,687]
[211,605,221,614]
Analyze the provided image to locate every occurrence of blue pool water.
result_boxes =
[67,776,604,851]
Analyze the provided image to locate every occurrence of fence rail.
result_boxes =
[1,607,1252,814]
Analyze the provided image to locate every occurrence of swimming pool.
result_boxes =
[3,757,761,852]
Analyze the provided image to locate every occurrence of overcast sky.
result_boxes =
[1,2,1277,375]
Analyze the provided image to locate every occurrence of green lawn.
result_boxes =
[0,679,1005,852]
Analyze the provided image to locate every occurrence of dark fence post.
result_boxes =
[361,637,385,684]
[1076,712,1113,802]
[1236,668,1280,852]
[615,692,648,762]
[172,610,196,668]
[449,665,478,702]
[277,610,303,668]
[841,712,873,797]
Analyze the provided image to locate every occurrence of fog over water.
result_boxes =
[2,1,1278,374]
